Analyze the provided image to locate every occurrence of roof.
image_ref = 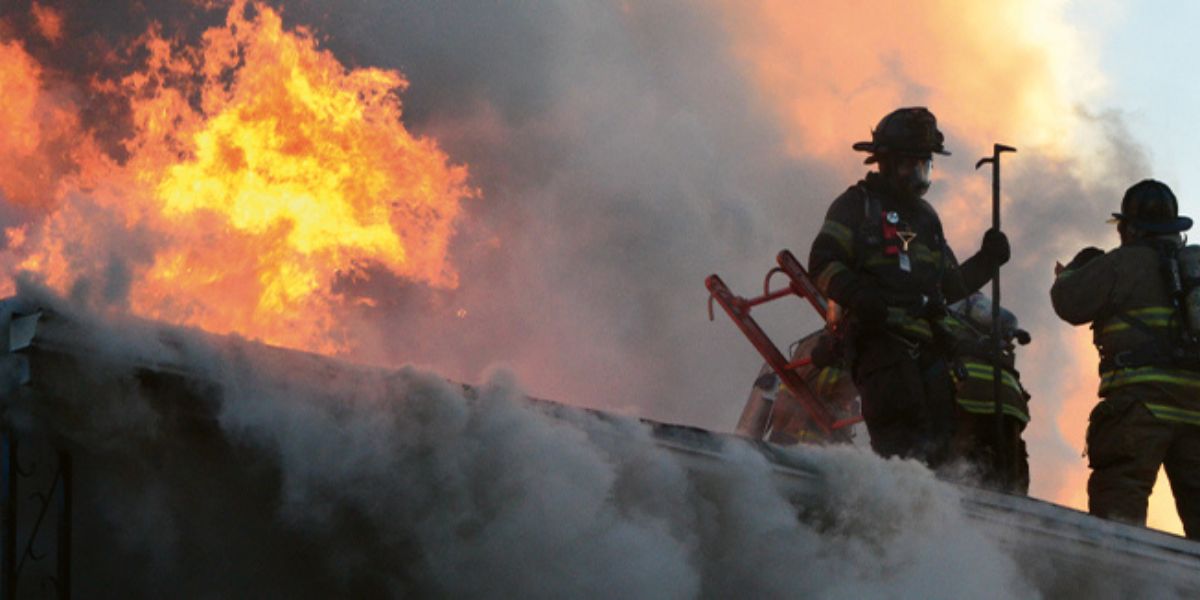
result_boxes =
[2,290,1198,596]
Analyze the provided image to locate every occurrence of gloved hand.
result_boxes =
[848,286,888,331]
[980,228,1010,266]
[1065,246,1105,271]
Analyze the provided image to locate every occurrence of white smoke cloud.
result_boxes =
[12,281,1053,598]
[3,0,1186,560]
[285,2,1165,519]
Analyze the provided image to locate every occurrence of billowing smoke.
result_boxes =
[18,281,1041,598]
[275,0,1157,519]
[0,1,1181,532]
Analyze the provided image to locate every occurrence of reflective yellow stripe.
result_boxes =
[961,361,1022,394]
[815,367,832,393]
[1101,318,1173,335]
[940,314,970,336]
[1145,403,1200,426]
[1128,307,1173,318]
[862,246,937,269]
[887,307,932,340]
[819,220,856,257]
[910,244,940,265]
[1100,307,1177,335]
[864,255,893,268]
[816,262,850,293]
[814,367,843,396]
[1098,366,1200,394]
[956,398,1030,423]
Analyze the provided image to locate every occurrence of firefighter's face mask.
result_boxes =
[883,156,933,199]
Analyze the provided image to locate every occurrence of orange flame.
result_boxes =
[2,1,474,354]
[0,39,79,212]
[30,3,64,44]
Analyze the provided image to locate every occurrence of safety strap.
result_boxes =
[852,184,957,347]
[1099,311,1180,371]
[1097,237,1195,370]
[1117,311,1168,339]
[854,184,881,273]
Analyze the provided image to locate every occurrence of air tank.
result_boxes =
[1178,245,1200,335]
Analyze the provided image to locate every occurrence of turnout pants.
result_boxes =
[1087,387,1200,539]
[951,412,1029,495]
[852,334,957,467]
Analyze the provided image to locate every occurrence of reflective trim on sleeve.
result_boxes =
[818,220,856,257]
[816,262,851,293]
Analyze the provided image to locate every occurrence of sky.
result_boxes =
[1075,1,1200,215]
[1,0,1199,539]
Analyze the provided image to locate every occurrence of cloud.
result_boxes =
[22,281,1038,597]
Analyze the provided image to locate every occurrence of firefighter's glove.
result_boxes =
[849,287,888,331]
[1065,246,1104,272]
[979,228,1011,267]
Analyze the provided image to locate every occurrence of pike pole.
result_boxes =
[976,143,1015,481]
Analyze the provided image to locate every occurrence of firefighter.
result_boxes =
[1051,179,1200,538]
[736,330,858,446]
[808,107,1009,466]
[945,293,1031,494]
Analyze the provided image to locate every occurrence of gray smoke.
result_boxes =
[0,0,1166,535]
[275,0,840,423]
[16,281,1042,598]
[284,1,1149,501]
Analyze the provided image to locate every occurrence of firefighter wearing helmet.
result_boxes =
[1052,179,1200,538]
[944,292,1033,494]
[808,107,1010,466]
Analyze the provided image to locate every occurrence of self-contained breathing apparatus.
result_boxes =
[1098,240,1200,373]
[1179,245,1200,338]
[1093,179,1200,373]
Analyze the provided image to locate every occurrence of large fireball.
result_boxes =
[1,1,473,354]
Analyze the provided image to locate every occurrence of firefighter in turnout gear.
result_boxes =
[945,293,1032,493]
[735,330,859,445]
[808,107,1010,466]
[1052,179,1200,539]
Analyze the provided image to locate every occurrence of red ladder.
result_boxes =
[707,250,862,442]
